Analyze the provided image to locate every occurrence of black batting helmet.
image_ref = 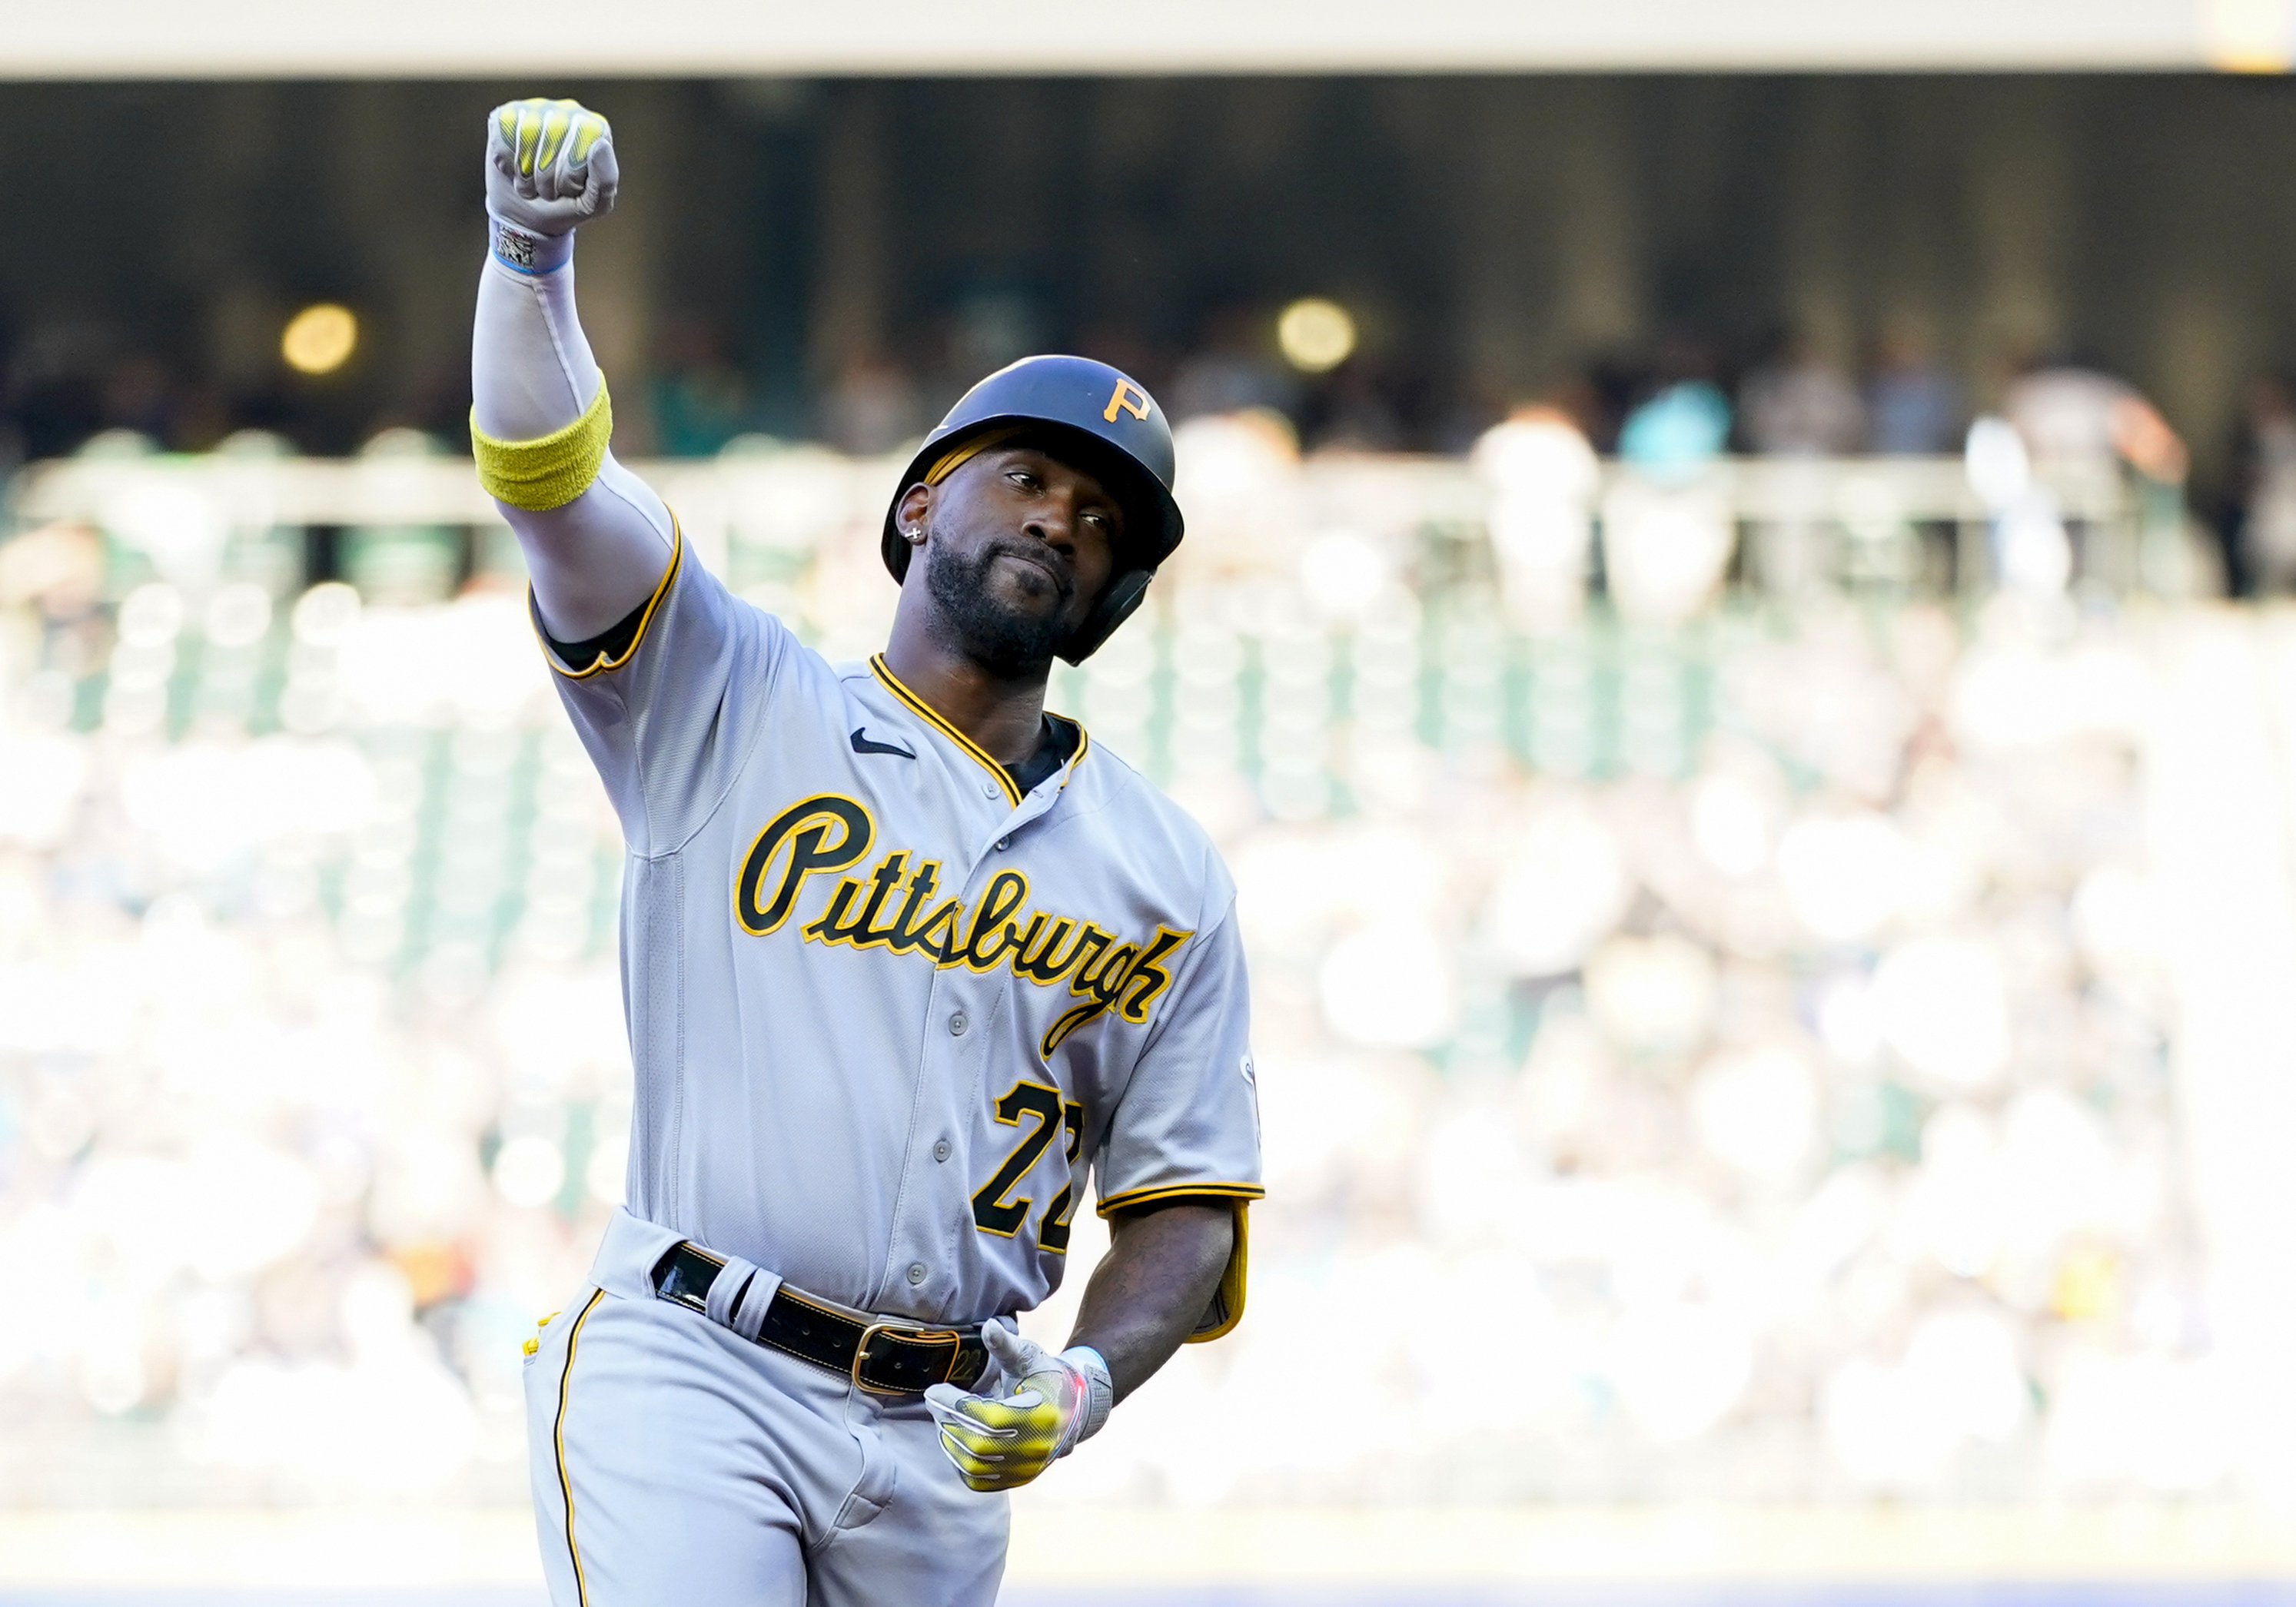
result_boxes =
[880,354,1184,665]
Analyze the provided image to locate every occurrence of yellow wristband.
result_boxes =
[471,374,612,511]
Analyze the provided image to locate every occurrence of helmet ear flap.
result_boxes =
[1058,569,1153,666]
[882,526,914,583]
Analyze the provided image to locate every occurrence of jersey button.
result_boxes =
[906,1263,927,1286]
[982,781,1000,800]
[995,837,1011,852]
[948,1011,968,1037]
[932,1139,951,1163]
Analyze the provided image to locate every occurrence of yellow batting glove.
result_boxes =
[924,1326,1113,1492]
[483,98,618,264]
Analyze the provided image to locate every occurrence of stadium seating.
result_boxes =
[0,437,2249,1507]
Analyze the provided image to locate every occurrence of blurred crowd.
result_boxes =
[18,299,2296,599]
[0,408,2280,1509]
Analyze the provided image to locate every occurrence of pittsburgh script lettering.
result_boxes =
[734,792,1191,1057]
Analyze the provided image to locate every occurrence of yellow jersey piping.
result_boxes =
[553,1288,606,1607]
[1094,1180,1264,1218]
[1060,722,1092,793]
[868,655,1025,808]
[535,518,683,681]
[1187,1202,1249,1344]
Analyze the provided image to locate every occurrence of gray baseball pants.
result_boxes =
[523,1208,1009,1607]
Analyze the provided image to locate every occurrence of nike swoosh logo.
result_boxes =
[851,727,916,760]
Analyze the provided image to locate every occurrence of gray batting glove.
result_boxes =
[924,1326,1113,1493]
[484,98,619,241]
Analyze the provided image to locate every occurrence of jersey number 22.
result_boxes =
[972,1079,1086,1252]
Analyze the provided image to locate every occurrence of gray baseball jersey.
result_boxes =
[547,528,1262,1331]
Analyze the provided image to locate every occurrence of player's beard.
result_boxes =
[924,533,1075,678]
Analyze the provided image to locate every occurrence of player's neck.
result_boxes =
[879,636,1048,766]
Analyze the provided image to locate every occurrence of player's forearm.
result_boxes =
[1064,1200,1231,1402]
[473,252,601,440]
[471,187,673,639]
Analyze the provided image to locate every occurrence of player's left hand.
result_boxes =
[924,1326,1108,1492]
[485,98,619,237]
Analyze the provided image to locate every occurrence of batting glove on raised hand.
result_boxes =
[484,98,618,239]
[924,1326,1113,1492]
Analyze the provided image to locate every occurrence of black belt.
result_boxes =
[650,1241,990,1396]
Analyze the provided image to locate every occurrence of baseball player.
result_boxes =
[473,100,1262,1605]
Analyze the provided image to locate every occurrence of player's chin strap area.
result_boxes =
[651,1240,992,1396]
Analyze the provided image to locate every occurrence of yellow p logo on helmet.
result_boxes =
[1102,380,1151,424]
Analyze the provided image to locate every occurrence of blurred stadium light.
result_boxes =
[0,0,2287,75]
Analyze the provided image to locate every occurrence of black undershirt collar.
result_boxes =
[1007,712,1081,795]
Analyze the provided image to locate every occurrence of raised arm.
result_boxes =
[472,98,675,644]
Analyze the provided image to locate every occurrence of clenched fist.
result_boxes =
[485,98,618,241]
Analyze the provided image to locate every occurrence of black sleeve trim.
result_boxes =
[542,591,651,672]
[1095,1181,1265,1218]
[530,522,683,680]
